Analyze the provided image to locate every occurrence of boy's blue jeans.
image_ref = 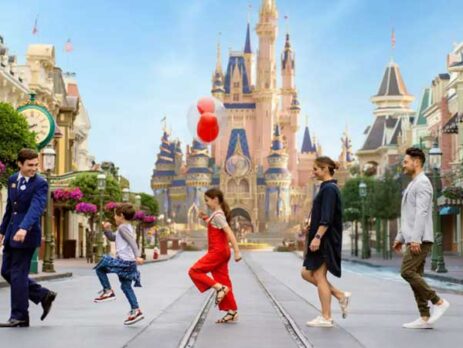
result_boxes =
[96,267,139,310]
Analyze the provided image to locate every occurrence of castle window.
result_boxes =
[233,82,240,88]
[233,94,239,101]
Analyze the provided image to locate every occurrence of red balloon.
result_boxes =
[197,97,215,114]
[197,112,219,143]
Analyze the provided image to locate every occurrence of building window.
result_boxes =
[233,94,239,101]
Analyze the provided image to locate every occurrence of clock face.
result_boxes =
[226,154,251,177]
[18,104,55,150]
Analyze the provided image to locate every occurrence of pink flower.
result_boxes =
[144,215,156,223]
[0,161,6,175]
[53,188,83,202]
[70,188,83,201]
[105,201,119,211]
[75,202,97,214]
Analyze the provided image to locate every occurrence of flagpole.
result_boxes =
[391,28,396,62]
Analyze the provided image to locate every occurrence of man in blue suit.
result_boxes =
[0,148,57,327]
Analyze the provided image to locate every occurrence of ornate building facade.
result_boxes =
[151,0,353,234]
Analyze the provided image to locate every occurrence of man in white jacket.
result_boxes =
[393,147,450,329]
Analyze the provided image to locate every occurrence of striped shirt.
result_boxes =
[208,210,229,229]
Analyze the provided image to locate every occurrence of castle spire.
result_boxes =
[301,125,317,154]
[211,33,225,97]
[244,22,252,54]
[216,33,223,74]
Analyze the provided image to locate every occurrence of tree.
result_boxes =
[0,102,36,186]
[370,171,402,258]
[342,176,376,257]
[69,173,122,208]
[139,192,159,216]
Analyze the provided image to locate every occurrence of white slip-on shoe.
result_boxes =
[339,291,352,319]
[428,299,450,324]
[306,316,334,328]
[402,318,433,329]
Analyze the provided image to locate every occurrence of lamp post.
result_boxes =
[95,173,106,262]
[429,141,447,273]
[122,188,130,203]
[42,145,56,273]
[135,194,145,259]
[359,180,369,259]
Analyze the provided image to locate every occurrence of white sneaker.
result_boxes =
[339,291,351,319]
[402,318,433,329]
[428,299,450,324]
[306,316,334,328]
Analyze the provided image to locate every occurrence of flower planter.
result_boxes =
[172,239,180,250]
[160,239,168,255]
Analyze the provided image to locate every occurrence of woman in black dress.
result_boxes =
[301,156,351,328]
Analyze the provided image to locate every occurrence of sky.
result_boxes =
[1,0,463,193]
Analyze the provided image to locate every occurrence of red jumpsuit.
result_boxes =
[188,211,237,311]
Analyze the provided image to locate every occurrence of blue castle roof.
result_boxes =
[156,131,175,165]
[301,126,317,154]
[224,55,251,94]
[225,128,251,162]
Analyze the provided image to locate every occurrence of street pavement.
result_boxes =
[0,251,461,348]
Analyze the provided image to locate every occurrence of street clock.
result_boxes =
[17,94,55,150]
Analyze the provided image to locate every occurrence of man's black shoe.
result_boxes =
[41,291,57,321]
[0,319,29,327]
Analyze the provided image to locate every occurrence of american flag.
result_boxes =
[64,39,73,53]
[32,16,38,35]
[391,29,396,49]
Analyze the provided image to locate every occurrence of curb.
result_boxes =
[344,257,463,285]
[295,251,463,285]
[143,250,183,265]
[0,271,73,289]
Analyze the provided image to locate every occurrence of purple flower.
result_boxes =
[0,161,5,175]
[134,210,146,221]
[75,202,97,214]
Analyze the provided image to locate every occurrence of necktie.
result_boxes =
[18,177,26,191]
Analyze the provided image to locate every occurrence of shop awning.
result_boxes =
[439,206,461,215]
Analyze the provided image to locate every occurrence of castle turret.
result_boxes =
[211,38,225,100]
[264,124,291,222]
[186,140,212,222]
[297,121,317,187]
[151,130,176,216]
[281,33,296,113]
[255,0,279,167]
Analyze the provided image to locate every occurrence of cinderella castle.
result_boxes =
[151,0,353,235]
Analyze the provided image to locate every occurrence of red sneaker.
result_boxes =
[94,290,116,303]
[124,309,144,325]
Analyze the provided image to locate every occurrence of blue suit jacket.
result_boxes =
[0,172,48,249]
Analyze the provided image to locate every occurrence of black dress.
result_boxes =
[303,179,343,277]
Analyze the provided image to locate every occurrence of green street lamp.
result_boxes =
[429,141,447,273]
[359,180,370,259]
[135,194,146,259]
[122,188,130,203]
[42,144,56,273]
[95,173,106,262]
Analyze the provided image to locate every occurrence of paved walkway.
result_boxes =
[0,251,461,347]
[0,249,181,287]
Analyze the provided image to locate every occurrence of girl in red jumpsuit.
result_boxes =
[188,188,242,323]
